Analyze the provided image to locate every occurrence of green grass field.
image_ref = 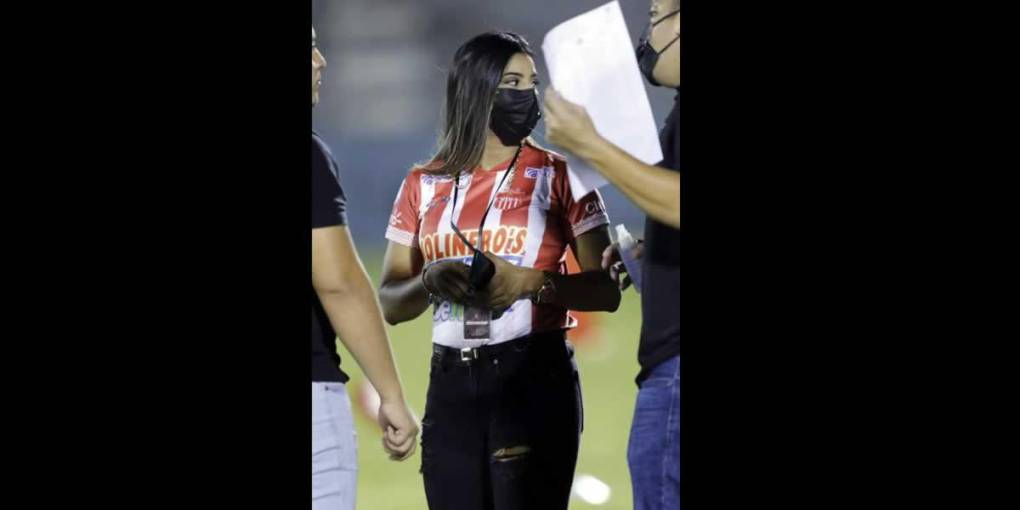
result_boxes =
[336,253,643,509]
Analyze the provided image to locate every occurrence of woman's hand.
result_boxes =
[476,252,543,311]
[422,260,473,304]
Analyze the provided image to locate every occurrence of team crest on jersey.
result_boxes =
[494,189,529,210]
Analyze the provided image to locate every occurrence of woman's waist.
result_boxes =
[430,329,570,366]
[428,301,571,348]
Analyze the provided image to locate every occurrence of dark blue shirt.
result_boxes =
[311,131,350,383]
[637,90,683,385]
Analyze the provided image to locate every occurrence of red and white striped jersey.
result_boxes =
[385,142,610,349]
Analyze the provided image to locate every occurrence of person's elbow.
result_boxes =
[382,311,401,326]
[314,266,370,303]
[605,285,621,312]
[377,285,406,326]
[381,305,404,326]
[667,202,681,229]
[313,274,354,299]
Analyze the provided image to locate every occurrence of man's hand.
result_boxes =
[545,85,681,228]
[601,241,643,291]
[543,87,603,157]
[377,398,419,461]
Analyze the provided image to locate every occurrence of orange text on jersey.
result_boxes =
[419,226,528,261]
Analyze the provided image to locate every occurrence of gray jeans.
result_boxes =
[312,382,357,510]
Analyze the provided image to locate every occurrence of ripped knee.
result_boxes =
[491,445,531,462]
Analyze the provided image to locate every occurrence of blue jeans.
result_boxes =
[627,355,681,510]
[312,382,358,510]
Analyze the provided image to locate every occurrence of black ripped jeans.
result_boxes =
[420,330,583,510]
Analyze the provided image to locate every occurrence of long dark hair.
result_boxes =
[418,31,534,176]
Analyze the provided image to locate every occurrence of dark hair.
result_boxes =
[419,31,533,176]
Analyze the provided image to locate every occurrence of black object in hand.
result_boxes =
[468,250,495,292]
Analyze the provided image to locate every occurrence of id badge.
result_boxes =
[463,305,492,340]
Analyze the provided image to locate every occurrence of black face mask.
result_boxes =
[636,9,680,87]
[490,87,541,146]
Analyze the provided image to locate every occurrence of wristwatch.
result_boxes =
[531,271,557,304]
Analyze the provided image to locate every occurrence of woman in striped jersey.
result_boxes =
[377,31,620,510]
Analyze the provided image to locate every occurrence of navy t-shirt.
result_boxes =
[311,131,350,383]
[637,89,683,385]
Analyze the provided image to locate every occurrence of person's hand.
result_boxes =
[475,252,540,310]
[422,260,472,303]
[543,86,602,156]
[601,241,643,291]
[377,398,419,461]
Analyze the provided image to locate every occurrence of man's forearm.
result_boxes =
[318,267,405,402]
[577,136,681,228]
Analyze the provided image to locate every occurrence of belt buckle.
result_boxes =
[459,347,478,362]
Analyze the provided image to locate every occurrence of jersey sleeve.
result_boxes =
[312,136,348,229]
[384,172,421,247]
[552,159,610,240]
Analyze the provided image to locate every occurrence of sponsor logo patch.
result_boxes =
[524,167,548,179]
[425,196,450,211]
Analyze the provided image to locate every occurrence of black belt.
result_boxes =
[432,330,569,365]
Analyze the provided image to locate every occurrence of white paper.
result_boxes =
[542,0,664,201]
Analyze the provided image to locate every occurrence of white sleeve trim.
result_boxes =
[385,226,416,247]
[571,213,610,239]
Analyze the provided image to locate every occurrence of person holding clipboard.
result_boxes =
[542,1,683,508]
